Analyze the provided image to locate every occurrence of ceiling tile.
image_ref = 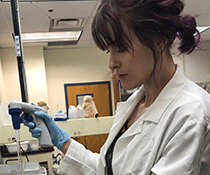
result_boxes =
[1,0,210,48]
[184,0,210,15]
[196,14,210,26]
[20,19,50,32]
[0,19,13,33]
[33,1,97,19]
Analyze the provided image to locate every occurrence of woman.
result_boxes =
[24,0,210,174]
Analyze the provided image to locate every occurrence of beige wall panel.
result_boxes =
[183,41,210,83]
[0,48,6,103]
[0,47,48,103]
[44,47,112,116]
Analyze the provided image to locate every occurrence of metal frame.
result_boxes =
[10,0,29,102]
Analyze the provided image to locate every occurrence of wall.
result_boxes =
[0,41,210,117]
[183,41,210,83]
[171,41,210,83]
[0,47,48,103]
[0,48,6,103]
[44,47,111,115]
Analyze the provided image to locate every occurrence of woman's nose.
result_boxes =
[109,56,114,70]
[109,52,120,71]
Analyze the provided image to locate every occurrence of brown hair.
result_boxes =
[92,0,201,58]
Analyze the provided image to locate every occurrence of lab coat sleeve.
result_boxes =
[57,139,100,175]
[151,112,210,175]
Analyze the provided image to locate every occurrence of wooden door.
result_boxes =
[72,134,109,153]
[64,81,112,152]
[64,81,113,117]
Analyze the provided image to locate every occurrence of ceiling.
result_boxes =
[0,0,209,49]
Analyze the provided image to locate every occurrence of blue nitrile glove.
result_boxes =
[22,111,70,150]
[22,114,42,138]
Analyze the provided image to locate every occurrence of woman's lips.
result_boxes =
[111,69,127,80]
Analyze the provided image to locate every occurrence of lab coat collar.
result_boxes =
[111,85,145,133]
[110,67,186,140]
[144,66,186,124]
[104,86,145,151]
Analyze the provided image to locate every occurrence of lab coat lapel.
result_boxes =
[120,67,187,138]
[104,86,145,150]
[98,87,145,170]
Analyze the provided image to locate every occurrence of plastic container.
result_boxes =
[53,164,60,175]
[68,105,85,119]
[0,161,43,175]
[29,140,39,151]
[53,113,67,121]
[5,141,29,153]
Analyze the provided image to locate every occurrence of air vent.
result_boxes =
[47,18,84,46]
[49,18,85,32]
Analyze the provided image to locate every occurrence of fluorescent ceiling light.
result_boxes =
[21,31,82,43]
[196,26,210,33]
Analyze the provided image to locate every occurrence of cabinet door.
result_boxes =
[72,134,109,153]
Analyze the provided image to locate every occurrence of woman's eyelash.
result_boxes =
[105,47,127,54]
[106,50,110,54]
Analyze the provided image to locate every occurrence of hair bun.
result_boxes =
[160,0,184,15]
[179,15,197,35]
[177,14,200,54]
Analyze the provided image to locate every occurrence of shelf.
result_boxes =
[0,116,115,144]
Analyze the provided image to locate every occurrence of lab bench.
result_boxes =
[0,116,115,174]
[0,116,114,144]
[0,145,54,175]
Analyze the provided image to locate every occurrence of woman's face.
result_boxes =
[108,32,155,90]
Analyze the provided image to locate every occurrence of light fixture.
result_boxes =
[21,31,82,43]
[196,26,210,33]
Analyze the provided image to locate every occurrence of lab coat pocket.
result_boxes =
[128,136,155,174]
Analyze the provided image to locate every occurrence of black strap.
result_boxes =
[124,119,129,131]
[105,120,129,175]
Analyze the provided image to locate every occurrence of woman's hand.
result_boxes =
[22,111,70,151]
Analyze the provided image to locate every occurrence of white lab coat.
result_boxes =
[58,67,210,175]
